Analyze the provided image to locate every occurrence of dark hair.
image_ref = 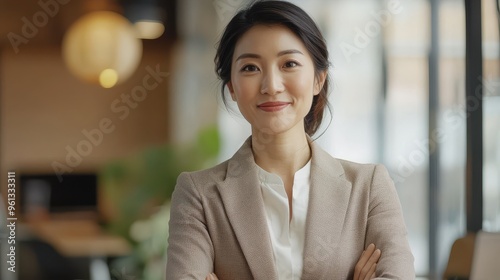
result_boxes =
[214,0,331,136]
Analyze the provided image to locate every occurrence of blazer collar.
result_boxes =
[216,136,352,280]
[302,138,352,279]
[216,137,279,280]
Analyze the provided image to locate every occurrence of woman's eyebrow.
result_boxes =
[277,49,304,56]
[235,49,304,62]
[235,53,260,61]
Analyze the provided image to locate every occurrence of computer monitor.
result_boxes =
[19,173,98,218]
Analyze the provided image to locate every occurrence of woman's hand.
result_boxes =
[353,243,381,280]
[205,273,218,280]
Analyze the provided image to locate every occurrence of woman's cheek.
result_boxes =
[238,80,259,100]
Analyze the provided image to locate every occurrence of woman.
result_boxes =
[166,1,414,279]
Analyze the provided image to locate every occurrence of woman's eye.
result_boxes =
[284,61,299,68]
[241,65,259,72]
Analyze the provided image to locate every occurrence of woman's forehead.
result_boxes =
[233,24,308,58]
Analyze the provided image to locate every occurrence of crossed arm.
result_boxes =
[204,243,382,280]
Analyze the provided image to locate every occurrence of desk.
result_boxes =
[22,220,131,280]
[25,220,131,257]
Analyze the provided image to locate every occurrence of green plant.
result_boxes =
[101,126,220,280]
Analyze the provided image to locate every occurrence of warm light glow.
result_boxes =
[99,69,119,88]
[62,11,142,87]
[134,20,165,39]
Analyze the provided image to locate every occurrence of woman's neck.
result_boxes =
[251,129,311,177]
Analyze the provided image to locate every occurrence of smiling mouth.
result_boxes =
[257,102,291,112]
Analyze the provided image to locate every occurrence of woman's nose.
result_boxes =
[260,70,285,95]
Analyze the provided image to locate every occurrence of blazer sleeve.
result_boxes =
[365,164,415,279]
[166,172,214,280]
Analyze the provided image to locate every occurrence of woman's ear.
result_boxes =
[314,71,327,96]
[227,81,237,101]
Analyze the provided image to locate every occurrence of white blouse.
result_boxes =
[257,160,311,280]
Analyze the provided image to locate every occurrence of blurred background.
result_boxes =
[0,0,498,279]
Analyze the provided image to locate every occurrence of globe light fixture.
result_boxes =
[62,11,142,88]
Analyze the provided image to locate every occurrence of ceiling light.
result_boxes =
[134,20,165,39]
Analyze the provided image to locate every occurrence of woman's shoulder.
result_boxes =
[177,159,230,186]
[336,158,394,189]
[334,157,381,173]
[321,152,391,185]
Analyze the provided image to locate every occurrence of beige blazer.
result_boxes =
[166,137,415,279]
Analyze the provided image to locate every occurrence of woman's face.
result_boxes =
[227,24,325,137]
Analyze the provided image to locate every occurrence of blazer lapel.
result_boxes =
[302,140,352,279]
[216,138,278,280]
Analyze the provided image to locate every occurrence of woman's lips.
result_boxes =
[257,102,290,112]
